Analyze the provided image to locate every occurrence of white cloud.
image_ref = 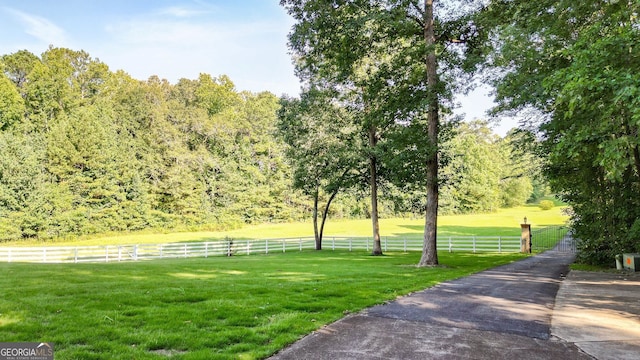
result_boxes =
[4,7,68,46]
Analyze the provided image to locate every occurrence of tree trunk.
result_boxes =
[419,0,439,266]
[319,187,340,249]
[313,186,322,250]
[624,122,640,180]
[369,125,383,256]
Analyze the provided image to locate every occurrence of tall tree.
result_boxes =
[282,0,486,263]
[484,0,640,264]
[282,1,386,255]
[421,0,440,266]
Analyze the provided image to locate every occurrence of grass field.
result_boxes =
[0,250,526,359]
[14,204,568,247]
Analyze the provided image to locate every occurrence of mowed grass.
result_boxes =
[21,204,568,247]
[0,250,526,359]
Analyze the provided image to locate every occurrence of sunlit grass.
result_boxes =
[0,250,526,359]
[5,204,568,247]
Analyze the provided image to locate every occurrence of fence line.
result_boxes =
[0,236,521,264]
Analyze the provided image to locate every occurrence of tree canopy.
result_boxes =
[484,0,640,264]
[0,47,303,240]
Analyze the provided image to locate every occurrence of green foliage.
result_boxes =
[0,41,550,245]
[0,74,24,130]
[485,0,640,265]
[0,251,525,358]
[0,48,305,242]
[538,200,554,211]
[277,88,362,248]
[436,121,537,214]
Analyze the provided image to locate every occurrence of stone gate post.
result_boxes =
[521,218,531,253]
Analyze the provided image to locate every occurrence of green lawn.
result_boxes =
[0,251,526,359]
[15,204,568,247]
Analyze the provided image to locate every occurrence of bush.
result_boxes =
[539,200,554,210]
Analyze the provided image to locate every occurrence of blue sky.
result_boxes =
[0,0,513,134]
[0,0,299,96]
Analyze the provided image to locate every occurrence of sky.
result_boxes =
[0,0,515,135]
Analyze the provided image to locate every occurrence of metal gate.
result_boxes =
[531,225,577,253]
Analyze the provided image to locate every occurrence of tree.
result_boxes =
[0,73,25,130]
[277,88,360,249]
[282,0,486,263]
[439,122,501,213]
[484,0,640,264]
[281,1,387,255]
[498,129,538,207]
[1,50,40,91]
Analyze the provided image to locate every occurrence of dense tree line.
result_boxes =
[0,46,539,243]
[0,47,306,241]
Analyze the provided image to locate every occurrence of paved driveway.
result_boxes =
[270,248,592,359]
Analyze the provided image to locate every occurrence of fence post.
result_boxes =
[75,248,78,263]
[118,246,122,262]
[43,248,46,263]
[134,245,138,261]
[266,239,269,254]
[332,237,335,250]
[521,222,532,253]
[404,238,407,252]
[384,238,387,252]
[247,240,250,255]
[498,237,502,253]
[106,246,109,262]
[7,249,11,263]
[204,243,208,258]
[473,236,476,253]
[366,238,369,252]
[282,239,286,253]
[349,238,352,252]
[449,237,453,253]
[300,238,302,251]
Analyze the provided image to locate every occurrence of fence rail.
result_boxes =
[0,236,521,264]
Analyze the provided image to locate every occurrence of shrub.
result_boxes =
[539,200,554,210]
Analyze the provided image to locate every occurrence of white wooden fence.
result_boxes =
[0,236,521,264]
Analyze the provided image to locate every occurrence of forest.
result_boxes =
[0,46,540,243]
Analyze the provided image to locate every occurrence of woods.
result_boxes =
[0,47,299,240]
[0,45,538,243]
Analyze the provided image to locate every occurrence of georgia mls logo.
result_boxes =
[0,342,54,360]
[36,343,53,354]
